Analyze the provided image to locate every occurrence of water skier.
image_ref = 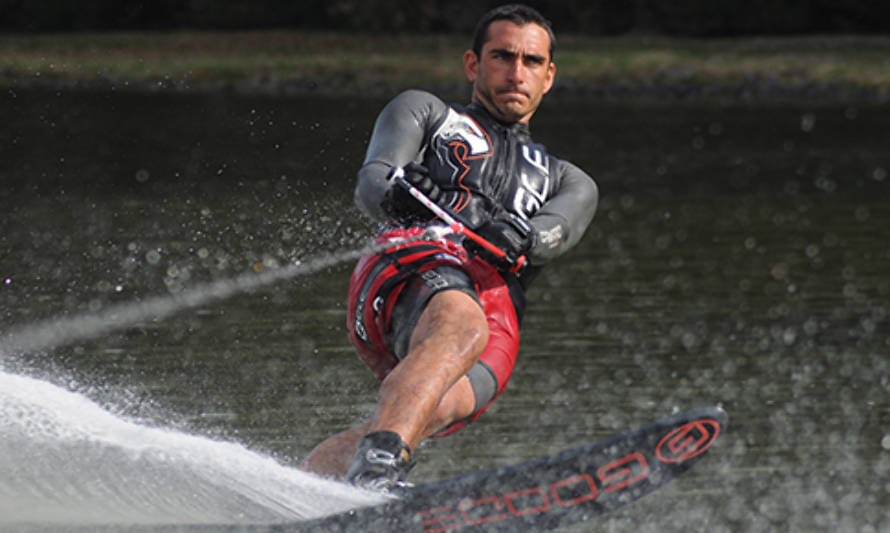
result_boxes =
[302,3,598,491]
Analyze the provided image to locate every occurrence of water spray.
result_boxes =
[0,166,515,359]
[0,229,443,359]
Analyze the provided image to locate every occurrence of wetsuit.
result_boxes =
[347,90,598,435]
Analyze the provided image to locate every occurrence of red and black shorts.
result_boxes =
[346,226,524,437]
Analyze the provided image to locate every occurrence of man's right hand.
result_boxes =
[381,163,442,225]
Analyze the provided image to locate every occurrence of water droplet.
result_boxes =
[770,263,789,280]
[814,176,837,193]
[782,329,797,345]
[619,195,635,210]
[805,244,820,258]
[800,113,816,132]
[854,206,870,222]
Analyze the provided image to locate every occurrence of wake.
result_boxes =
[0,370,383,526]
[0,217,445,527]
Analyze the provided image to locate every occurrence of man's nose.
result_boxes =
[506,58,526,82]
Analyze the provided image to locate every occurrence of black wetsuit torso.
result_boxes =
[355,90,598,290]
[421,101,558,230]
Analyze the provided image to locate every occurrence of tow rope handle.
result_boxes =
[388,167,527,274]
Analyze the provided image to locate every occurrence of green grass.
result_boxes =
[2,30,890,96]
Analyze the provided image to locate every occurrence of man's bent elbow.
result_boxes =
[355,162,391,220]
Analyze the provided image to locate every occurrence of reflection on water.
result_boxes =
[1,89,888,531]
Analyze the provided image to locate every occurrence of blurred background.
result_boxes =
[1,0,889,35]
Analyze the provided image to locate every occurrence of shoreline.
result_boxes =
[3,30,890,104]
[6,75,889,105]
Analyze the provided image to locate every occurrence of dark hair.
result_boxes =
[472,4,556,61]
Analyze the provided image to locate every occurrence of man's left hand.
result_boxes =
[468,213,536,268]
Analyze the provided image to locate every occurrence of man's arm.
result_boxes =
[528,160,598,264]
[354,90,448,221]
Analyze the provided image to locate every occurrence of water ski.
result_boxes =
[297,406,727,532]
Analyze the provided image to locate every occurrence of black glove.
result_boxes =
[380,163,442,225]
[466,213,536,270]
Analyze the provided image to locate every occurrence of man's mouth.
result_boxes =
[498,88,527,99]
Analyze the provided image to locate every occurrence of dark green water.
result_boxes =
[1,88,888,531]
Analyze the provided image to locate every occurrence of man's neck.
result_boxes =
[468,100,531,135]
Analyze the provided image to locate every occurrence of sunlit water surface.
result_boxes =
[1,89,888,531]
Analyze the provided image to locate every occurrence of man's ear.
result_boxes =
[463,49,478,83]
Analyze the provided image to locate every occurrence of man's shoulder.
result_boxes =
[379,90,452,135]
[389,89,448,111]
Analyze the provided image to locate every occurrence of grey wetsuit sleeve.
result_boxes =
[354,90,448,221]
[528,159,598,264]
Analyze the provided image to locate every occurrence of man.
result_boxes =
[300,4,598,491]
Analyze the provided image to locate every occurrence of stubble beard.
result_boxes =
[474,84,531,124]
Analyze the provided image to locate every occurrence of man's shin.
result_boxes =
[299,423,370,478]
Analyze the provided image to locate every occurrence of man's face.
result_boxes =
[464,20,555,124]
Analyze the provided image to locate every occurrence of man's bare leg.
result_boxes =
[300,376,476,477]
[367,289,488,450]
[299,422,370,477]
[300,289,487,477]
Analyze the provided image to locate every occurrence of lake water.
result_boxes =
[1,88,888,531]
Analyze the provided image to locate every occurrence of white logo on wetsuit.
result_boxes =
[513,145,551,218]
[433,108,491,156]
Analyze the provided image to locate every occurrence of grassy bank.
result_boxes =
[2,30,890,100]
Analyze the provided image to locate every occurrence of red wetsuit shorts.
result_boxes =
[346,226,521,437]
